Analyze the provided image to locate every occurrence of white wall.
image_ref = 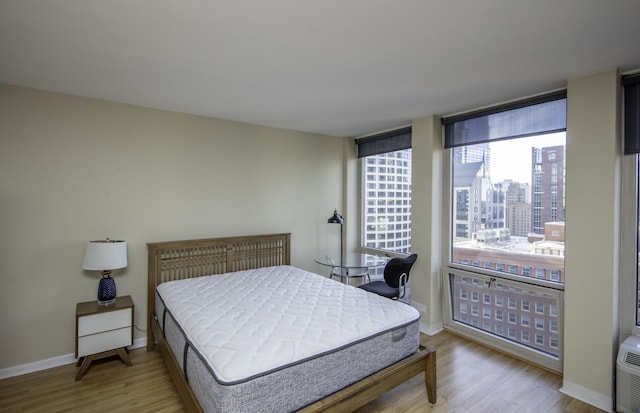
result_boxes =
[0,84,344,369]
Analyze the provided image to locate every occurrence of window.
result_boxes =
[620,74,640,334]
[622,74,640,335]
[357,127,412,254]
[444,91,566,372]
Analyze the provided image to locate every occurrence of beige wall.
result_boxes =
[410,115,444,331]
[0,84,344,368]
[563,69,620,408]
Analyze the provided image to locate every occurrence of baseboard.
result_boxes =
[0,337,147,380]
[560,379,613,412]
[420,321,444,336]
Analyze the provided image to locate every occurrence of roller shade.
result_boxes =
[355,126,411,158]
[624,74,640,155]
[443,91,567,148]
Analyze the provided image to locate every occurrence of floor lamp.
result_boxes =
[327,209,344,267]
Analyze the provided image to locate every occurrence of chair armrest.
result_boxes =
[398,272,408,299]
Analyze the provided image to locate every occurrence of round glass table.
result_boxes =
[314,253,389,284]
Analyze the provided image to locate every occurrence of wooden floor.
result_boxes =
[0,331,606,413]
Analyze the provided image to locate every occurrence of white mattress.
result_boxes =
[156,265,420,384]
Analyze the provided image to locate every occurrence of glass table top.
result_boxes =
[314,253,389,269]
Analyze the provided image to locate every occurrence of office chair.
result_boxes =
[358,253,417,300]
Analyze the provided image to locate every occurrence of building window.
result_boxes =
[472,305,479,316]
[443,91,567,371]
[357,127,412,255]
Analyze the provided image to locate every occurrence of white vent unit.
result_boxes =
[617,335,640,413]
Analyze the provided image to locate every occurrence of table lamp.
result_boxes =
[327,209,344,267]
[82,238,127,305]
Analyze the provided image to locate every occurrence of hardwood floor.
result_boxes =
[0,331,606,413]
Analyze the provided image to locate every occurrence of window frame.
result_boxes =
[620,152,640,336]
[442,91,567,372]
[358,145,413,257]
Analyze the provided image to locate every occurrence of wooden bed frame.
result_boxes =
[146,233,436,412]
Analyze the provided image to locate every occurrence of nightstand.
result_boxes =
[75,295,134,380]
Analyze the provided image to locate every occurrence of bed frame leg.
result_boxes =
[147,316,156,351]
[425,347,437,403]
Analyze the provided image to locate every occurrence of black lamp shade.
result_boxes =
[328,209,344,224]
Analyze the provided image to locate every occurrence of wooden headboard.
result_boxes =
[146,233,291,349]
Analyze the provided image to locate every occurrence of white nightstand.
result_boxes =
[75,295,134,380]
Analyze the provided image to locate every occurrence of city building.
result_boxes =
[531,145,566,234]
[362,149,412,254]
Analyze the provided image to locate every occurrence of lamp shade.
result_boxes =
[327,209,344,224]
[82,239,127,271]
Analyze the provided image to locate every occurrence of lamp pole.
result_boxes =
[327,209,344,267]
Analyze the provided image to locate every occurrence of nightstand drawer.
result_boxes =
[78,308,132,336]
[77,327,132,357]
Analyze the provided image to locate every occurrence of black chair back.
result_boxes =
[383,253,418,288]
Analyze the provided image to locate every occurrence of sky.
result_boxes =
[488,132,566,184]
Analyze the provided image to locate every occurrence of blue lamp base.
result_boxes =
[98,276,116,305]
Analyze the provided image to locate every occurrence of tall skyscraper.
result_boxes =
[362,149,412,253]
[531,145,565,234]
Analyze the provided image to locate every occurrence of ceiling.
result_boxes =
[2,1,640,138]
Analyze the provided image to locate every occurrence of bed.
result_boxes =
[147,233,436,412]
